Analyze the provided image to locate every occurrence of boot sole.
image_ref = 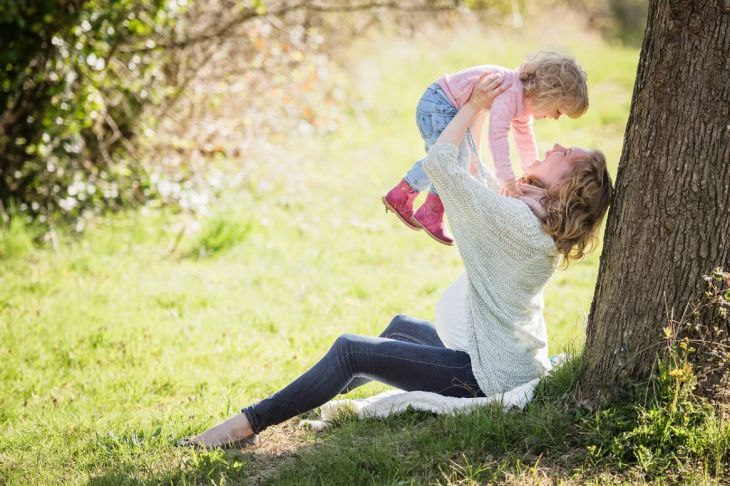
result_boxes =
[410,217,454,246]
[382,197,421,231]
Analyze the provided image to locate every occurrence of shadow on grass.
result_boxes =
[84,421,318,486]
[261,407,589,485]
[83,355,727,484]
[83,360,588,485]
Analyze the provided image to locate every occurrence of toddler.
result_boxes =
[382,51,588,245]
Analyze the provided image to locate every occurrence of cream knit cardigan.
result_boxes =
[424,143,559,396]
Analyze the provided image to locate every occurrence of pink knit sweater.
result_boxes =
[437,65,537,184]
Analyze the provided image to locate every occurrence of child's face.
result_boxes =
[524,143,591,187]
[531,102,563,120]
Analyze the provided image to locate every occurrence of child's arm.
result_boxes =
[512,116,539,171]
[487,94,523,196]
[424,75,540,255]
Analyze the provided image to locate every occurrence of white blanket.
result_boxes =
[300,377,542,432]
[301,355,567,431]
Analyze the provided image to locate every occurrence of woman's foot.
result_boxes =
[178,413,258,450]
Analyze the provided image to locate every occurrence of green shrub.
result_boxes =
[188,215,254,258]
[0,217,35,259]
[0,0,180,224]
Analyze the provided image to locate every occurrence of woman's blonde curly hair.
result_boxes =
[519,51,588,118]
[524,150,613,266]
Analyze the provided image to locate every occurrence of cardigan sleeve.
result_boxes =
[424,143,556,313]
[423,143,536,249]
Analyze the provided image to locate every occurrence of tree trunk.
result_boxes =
[578,0,730,404]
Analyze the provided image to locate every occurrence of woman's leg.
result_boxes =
[242,329,483,435]
[340,314,444,393]
[186,315,478,447]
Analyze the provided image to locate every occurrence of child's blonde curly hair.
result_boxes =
[519,51,588,118]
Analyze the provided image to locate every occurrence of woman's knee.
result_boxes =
[385,313,429,337]
[381,314,441,346]
[384,314,411,336]
[331,333,361,355]
[330,333,371,371]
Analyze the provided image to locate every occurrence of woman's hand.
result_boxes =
[435,74,510,147]
[466,73,511,111]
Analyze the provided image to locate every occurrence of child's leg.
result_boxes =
[411,127,475,246]
[403,157,432,193]
[384,86,456,230]
[403,84,461,193]
[388,83,472,243]
[403,82,479,195]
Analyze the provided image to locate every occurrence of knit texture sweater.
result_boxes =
[423,143,559,396]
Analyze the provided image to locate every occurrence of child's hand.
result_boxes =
[500,180,523,197]
[466,73,512,111]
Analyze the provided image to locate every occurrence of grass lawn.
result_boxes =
[0,16,654,485]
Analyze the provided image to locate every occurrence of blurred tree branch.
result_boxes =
[0,0,481,224]
[119,0,461,53]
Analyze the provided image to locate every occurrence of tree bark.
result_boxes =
[578,0,730,404]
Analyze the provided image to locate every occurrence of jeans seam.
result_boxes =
[353,350,469,370]
[387,331,428,345]
[416,112,433,139]
[423,84,455,113]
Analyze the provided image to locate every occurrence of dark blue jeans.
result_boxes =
[242,314,484,434]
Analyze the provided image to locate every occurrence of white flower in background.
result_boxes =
[59,197,77,211]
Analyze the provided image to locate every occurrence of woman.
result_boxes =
[182,74,614,448]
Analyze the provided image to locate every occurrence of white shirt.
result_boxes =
[434,272,470,352]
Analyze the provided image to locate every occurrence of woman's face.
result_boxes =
[524,143,591,187]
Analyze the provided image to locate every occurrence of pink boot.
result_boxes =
[412,193,454,246]
[382,179,421,231]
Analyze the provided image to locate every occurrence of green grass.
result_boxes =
[4,16,713,486]
[267,353,729,485]
[0,217,35,260]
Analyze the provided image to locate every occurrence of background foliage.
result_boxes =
[1,12,651,484]
[0,0,179,226]
[1,0,647,230]
[9,2,725,485]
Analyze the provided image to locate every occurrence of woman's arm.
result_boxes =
[436,73,508,146]
[423,74,538,249]
[467,113,486,175]
[435,103,481,146]
[471,113,486,151]
[436,73,510,186]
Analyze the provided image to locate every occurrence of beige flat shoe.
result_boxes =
[176,433,260,450]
